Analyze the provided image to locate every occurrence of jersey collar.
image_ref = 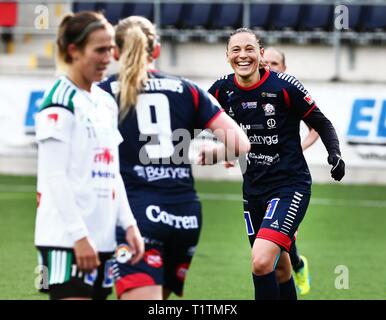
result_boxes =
[233,68,270,91]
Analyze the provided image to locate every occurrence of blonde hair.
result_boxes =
[56,11,110,72]
[115,16,158,120]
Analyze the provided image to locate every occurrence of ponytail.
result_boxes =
[118,26,148,120]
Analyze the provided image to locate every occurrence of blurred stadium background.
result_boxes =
[0,0,385,300]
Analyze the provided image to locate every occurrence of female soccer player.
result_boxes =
[207,28,345,300]
[34,11,144,300]
[99,16,250,300]
[263,46,316,295]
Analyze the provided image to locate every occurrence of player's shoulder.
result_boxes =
[98,73,119,97]
[39,76,78,113]
[273,71,307,91]
[212,73,234,87]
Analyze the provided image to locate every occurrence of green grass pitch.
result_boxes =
[0,175,385,300]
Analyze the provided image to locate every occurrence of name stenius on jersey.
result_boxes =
[144,78,183,93]
[99,70,222,202]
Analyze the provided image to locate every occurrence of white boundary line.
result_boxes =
[0,185,385,208]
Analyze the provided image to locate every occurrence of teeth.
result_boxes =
[238,62,250,66]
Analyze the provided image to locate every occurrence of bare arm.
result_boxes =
[198,112,250,164]
[302,123,319,151]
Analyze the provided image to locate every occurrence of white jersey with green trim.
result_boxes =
[35,76,131,251]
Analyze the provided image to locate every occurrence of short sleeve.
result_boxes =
[189,83,223,129]
[35,107,74,143]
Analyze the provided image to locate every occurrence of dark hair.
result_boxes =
[57,11,110,64]
[226,27,260,49]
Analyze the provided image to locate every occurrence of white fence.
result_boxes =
[0,75,385,184]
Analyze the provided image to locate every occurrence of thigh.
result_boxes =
[163,201,202,296]
[113,224,165,299]
[257,187,311,252]
[243,198,266,247]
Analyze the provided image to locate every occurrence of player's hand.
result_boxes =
[197,144,219,165]
[73,237,100,273]
[327,154,345,181]
[125,225,144,265]
[224,160,237,168]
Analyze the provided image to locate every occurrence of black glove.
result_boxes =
[327,154,345,181]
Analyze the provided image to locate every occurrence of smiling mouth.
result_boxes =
[237,62,251,67]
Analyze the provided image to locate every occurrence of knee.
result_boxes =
[252,255,274,275]
[275,265,292,283]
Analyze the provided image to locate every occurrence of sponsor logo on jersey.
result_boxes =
[47,113,58,123]
[228,106,235,117]
[144,249,163,268]
[102,259,114,288]
[248,134,278,145]
[270,219,280,229]
[84,269,98,286]
[115,244,133,264]
[146,205,199,229]
[226,90,234,98]
[176,263,190,281]
[262,103,276,116]
[133,165,190,182]
[241,101,257,109]
[264,198,280,220]
[91,170,116,179]
[94,148,114,164]
[261,92,278,98]
[304,94,314,105]
[248,153,280,164]
[240,123,264,131]
[267,118,276,129]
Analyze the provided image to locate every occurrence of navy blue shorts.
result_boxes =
[113,200,202,298]
[243,185,311,252]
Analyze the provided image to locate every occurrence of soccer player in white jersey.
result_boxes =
[34,11,144,300]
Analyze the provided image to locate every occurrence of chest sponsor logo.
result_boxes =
[248,134,278,145]
[248,153,280,164]
[267,118,276,129]
[146,205,199,229]
[47,113,58,123]
[240,123,264,131]
[262,103,276,116]
[261,92,278,98]
[241,101,257,109]
[94,148,114,164]
[91,170,115,179]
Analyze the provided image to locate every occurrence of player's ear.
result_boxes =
[113,46,120,61]
[152,42,161,60]
[68,43,80,61]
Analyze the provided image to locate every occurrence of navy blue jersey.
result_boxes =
[209,68,316,196]
[100,70,222,204]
